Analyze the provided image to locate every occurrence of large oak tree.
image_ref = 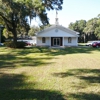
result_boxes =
[0,0,63,43]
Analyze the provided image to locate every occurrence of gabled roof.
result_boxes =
[36,25,79,37]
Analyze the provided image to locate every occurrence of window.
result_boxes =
[42,37,46,43]
[68,37,72,43]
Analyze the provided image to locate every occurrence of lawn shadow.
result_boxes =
[52,69,100,83]
[12,47,100,57]
[52,69,100,100]
[1,47,100,69]
[68,92,100,100]
[16,57,54,67]
[0,52,53,69]
[16,46,51,55]
[46,47,100,56]
[0,72,65,100]
[0,54,17,68]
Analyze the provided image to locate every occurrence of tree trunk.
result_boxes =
[12,28,17,43]
[84,34,86,43]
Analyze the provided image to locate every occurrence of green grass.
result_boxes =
[78,43,86,46]
[0,46,100,100]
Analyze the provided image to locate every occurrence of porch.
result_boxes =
[36,37,78,46]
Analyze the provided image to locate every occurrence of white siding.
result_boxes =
[37,37,51,46]
[36,27,78,46]
[64,37,78,46]
[37,37,78,46]
[37,29,76,37]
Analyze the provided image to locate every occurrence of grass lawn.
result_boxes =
[0,46,100,100]
[78,43,86,46]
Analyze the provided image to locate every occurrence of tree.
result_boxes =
[39,24,51,30]
[69,15,100,42]
[94,18,100,39]
[95,26,100,39]
[28,26,40,36]
[0,25,5,42]
[3,28,13,39]
[84,18,98,41]
[0,0,63,44]
[69,20,86,42]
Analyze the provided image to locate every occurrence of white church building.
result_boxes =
[36,12,79,47]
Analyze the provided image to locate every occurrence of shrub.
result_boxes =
[4,41,26,48]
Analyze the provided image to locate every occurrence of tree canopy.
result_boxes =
[0,0,63,43]
[69,16,100,42]
[28,25,40,36]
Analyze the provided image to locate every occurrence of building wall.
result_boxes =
[37,29,76,37]
[37,37,78,46]
[37,37,50,46]
[36,28,78,46]
[64,37,78,46]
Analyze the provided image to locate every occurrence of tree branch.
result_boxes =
[0,12,12,25]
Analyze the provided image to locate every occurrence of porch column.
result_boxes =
[63,37,64,47]
[50,37,51,47]
[76,37,78,46]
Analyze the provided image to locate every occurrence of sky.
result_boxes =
[31,0,100,27]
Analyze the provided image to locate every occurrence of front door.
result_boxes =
[53,38,60,46]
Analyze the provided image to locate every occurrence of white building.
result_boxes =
[36,11,79,47]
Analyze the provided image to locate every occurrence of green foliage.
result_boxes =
[68,17,100,42]
[3,28,13,39]
[28,24,51,36]
[69,20,86,42]
[95,26,100,39]
[40,24,51,30]
[94,18,100,39]
[84,18,98,34]
[28,25,40,36]
[4,41,26,48]
[69,20,86,32]
[0,0,63,43]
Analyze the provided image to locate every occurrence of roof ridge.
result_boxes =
[37,25,79,36]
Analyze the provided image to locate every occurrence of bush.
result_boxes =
[4,41,26,48]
